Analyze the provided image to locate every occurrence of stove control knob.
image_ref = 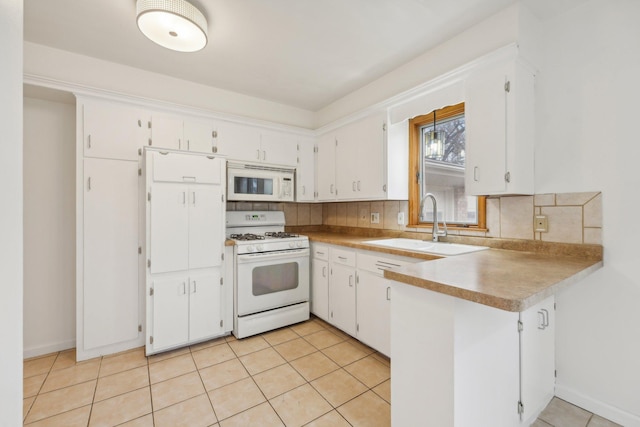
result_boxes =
[296,241,303,248]
[289,242,296,248]
[246,245,254,252]
[256,244,264,252]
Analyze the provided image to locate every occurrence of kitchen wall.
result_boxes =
[533,1,640,424]
[23,96,76,358]
[1,0,24,424]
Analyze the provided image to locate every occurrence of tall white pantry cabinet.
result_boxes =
[76,96,148,361]
[144,150,229,355]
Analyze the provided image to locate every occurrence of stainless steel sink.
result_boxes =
[364,238,488,256]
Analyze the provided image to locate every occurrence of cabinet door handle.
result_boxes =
[87,134,91,149]
[538,308,550,329]
[474,166,479,182]
[187,140,190,151]
[349,275,353,287]
[192,281,197,293]
[352,181,356,191]
[87,177,91,191]
[322,266,326,278]
[338,256,348,261]
[263,150,266,161]
[192,191,196,205]
[256,149,260,160]
[330,184,334,194]
[386,287,391,301]
[357,181,361,191]
[302,185,306,195]
[183,192,186,205]
[316,251,325,256]
[181,282,187,295]
[178,138,182,150]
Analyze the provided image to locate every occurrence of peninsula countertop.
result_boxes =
[303,231,603,312]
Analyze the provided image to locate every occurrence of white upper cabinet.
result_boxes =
[465,58,535,196]
[81,98,149,161]
[296,137,316,202]
[150,113,217,154]
[317,111,389,202]
[336,112,386,200]
[260,130,299,167]
[214,120,261,161]
[316,133,337,201]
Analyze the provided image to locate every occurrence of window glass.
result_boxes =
[409,103,485,228]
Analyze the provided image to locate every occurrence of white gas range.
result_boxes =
[226,211,310,338]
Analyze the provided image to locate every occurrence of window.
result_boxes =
[408,103,486,228]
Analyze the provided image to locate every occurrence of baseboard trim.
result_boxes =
[555,384,640,427]
[23,340,76,359]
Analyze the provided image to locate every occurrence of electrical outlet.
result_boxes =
[371,212,380,224]
[534,215,548,232]
[397,212,405,225]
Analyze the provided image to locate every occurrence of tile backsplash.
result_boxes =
[226,191,602,245]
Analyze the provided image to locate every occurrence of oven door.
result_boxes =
[236,248,310,316]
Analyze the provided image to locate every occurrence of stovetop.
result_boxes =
[227,211,308,254]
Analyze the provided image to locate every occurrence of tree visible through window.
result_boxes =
[408,103,486,228]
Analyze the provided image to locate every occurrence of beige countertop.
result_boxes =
[304,231,603,312]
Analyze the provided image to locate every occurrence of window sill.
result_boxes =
[408,223,489,233]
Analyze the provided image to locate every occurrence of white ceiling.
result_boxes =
[23,0,584,112]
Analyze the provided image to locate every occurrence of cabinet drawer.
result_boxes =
[312,244,329,261]
[331,248,356,267]
[152,151,221,184]
[357,252,412,276]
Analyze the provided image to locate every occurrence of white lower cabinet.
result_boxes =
[356,270,391,356]
[391,281,555,427]
[151,271,224,351]
[310,243,416,355]
[310,244,330,321]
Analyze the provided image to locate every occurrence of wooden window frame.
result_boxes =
[408,102,487,230]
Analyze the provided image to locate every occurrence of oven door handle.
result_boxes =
[236,248,310,263]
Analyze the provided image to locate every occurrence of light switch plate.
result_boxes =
[371,212,380,224]
[397,212,405,225]
[534,215,548,232]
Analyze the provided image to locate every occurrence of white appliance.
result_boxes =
[227,162,295,202]
[227,211,310,338]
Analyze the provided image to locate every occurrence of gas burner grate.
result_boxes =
[264,231,300,239]
[230,233,265,241]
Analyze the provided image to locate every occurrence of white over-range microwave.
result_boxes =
[227,162,295,202]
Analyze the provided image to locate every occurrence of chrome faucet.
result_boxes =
[419,193,447,242]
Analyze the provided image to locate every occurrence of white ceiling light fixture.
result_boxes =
[136,0,208,52]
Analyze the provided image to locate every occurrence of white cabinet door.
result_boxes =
[149,183,189,274]
[188,185,223,270]
[311,258,329,321]
[335,124,359,200]
[82,99,148,161]
[296,137,316,202]
[184,118,216,154]
[151,112,183,151]
[356,270,391,356]
[356,113,386,199]
[215,121,261,162]
[329,263,357,336]
[189,271,223,342]
[260,131,299,166]
[83,158,139,350]
[151,276,190,350]
[316,133,336,201]
[521,295,555,421]
[465,59,534,196]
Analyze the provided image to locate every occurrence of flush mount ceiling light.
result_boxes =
[136,0,208,52]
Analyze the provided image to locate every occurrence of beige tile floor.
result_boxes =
[23,316,621,427]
